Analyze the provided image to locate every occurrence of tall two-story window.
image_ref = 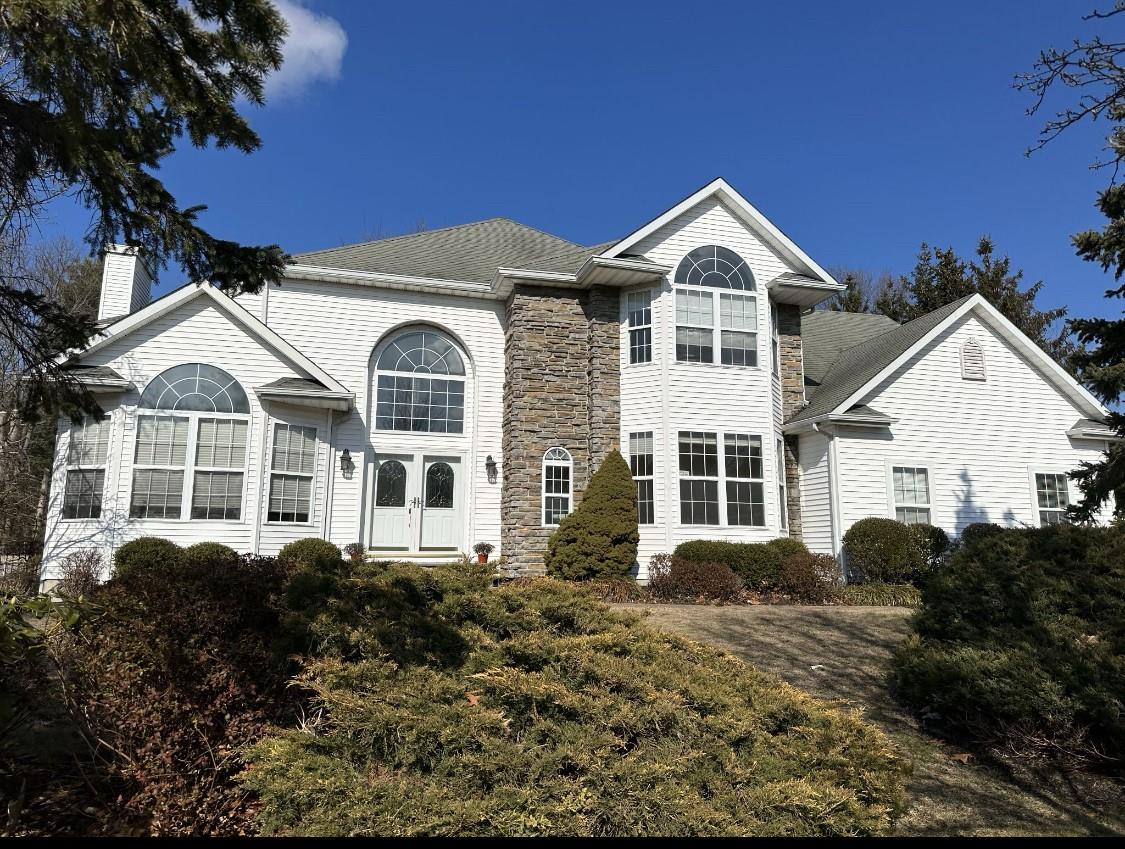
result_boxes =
[375,330,465,434]
[63,414,111,519]
[674,245,757,366]
[626,290,653,364]
[131,364,250,520]
[629,431,655,524]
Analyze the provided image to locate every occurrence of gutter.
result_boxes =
[813,422,846,575]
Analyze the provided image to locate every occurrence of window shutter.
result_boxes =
[961,338,986,381]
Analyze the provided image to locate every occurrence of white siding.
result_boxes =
[262,279,505,555]
[835,311,1112,538]
[620,196,797,578]
[41,296,318,579]
[798,430,833,553]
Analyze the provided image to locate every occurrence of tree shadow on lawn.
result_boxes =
[621,603,1125,837]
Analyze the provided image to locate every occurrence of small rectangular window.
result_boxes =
[675,290,714,363]
[678,431,719,524]
[627,290,653,364]
[629,431,655,525]
[63,414,110,520]
[777,438,788,530]
[1035,473,1069,526]
[543,449,572,526]
[771,302,780,377]
[268,423,317,523]
[892,466,931,524]
[725,433,765,526]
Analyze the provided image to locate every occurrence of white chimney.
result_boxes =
[98,244,153,322]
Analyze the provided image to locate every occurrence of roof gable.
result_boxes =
[65,283,350,396]
[603,178,839,285]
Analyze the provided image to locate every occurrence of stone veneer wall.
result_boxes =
[776,304,804,539]
[501,284,621,574]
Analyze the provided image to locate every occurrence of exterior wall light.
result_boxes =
[340,448,355,479]
[485,454,498,484]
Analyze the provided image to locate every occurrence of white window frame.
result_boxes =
[61,413,111,521]
[130,410,250,522]
[542,447,573,527]
[676,431,767,527]
[677,431,720,525]
[1030,469,1071,526]
[776,438,788,530]
[266,421,319,525]
[629,431,656,525]
[888,464,932,525]
[771,302,780,377]
[673,249,759,369]
[626,289,654,365]
[724,433,766,527]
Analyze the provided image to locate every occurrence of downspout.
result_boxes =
[814,422,846,580]
[322,408,335,540]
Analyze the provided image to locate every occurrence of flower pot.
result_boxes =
[477,553,489,564]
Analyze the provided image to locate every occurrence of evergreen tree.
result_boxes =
[824,268,876,313]
[1,0,288,415]
[544,450,639,581]
[1017,2,1125,520]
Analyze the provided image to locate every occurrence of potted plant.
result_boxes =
[473,542,495,564]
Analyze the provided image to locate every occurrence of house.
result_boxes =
[39,178,1115,584]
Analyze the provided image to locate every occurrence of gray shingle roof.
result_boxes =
[801,311,900,386]
[293,218,589,284]
[790,295,975,425]
[518,240,620,275]
[259,377,334,393]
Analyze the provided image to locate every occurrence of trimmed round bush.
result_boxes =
[277,538,342,571]
[545,450,639,581]
[909,523,950,573]
[183,541,240,569]
[843,518,927,585]
[673,538,809,590]
[958,522,1004,548]
[113,536,184,580]
[776,552,839,603]
[648,553,743,602]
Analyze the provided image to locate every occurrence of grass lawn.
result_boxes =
[619,603,1125,837]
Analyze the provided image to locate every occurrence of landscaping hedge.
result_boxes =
[647,553,743,602]
[112,537,184,580]
[842,518,928,585]
[673,538,809,590]
[892,523,1125,767]
[244,562,905,836]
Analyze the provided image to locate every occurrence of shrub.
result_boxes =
[909,523,949,573]
[277,538,342,571]
[0,554,40,595]
[581,577,646,603]
[72,554,292,835]
[892,523,1125,767]
[648,553,743,602]
[776,552,840,603]
[958,522,1004,547]
[673,538,809,590]
[343,542,366,564]
[112,537,183,580]
[55,549,103,597]
[183,541,239,569]
[545,450,638,581]
[842,518,927,585]
[840,583,921,607]
[243,563,904,836]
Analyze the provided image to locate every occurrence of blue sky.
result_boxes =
[41,0,1123,321]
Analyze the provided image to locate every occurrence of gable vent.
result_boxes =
[961,338,986,381]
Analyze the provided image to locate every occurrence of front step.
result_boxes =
[366,552,466,567]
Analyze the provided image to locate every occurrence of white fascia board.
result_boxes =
[828,294,1107,421]
[1067,423,1121,441]
[254,386,354,412]
[286,264,496,298]
[782,412,897,434]
[603,178,839,286]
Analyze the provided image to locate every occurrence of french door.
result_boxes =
[370,453,463,552]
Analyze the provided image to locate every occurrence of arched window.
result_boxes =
[131,364,249,521]
[961,338,986,381]
[673,246,758,366]
[375,329,466,433]
[542,447,572,526]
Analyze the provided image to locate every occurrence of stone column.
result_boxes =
[501,284,621,574]
[777,304,804,539]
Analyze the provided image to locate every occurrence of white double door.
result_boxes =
[370,453,463,552]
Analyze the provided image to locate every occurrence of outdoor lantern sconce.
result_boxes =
[485,454,498,484]
[340,449,354,479]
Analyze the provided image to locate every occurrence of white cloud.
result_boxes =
[266,1,347,101]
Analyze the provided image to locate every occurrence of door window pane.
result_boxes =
[375,460,407,507]
[425,462,455,508]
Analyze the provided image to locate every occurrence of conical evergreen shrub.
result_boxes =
[544,449,639,580]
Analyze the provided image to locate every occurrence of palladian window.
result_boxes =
[673,245,758,366]
[130,364,250,521]
[375,330,466,434]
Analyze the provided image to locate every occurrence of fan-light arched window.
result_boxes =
[131,364,249,521]
[542,447,572,526]
[961,338,986,381]
[673,245,758,366]
[375,330,466,433]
